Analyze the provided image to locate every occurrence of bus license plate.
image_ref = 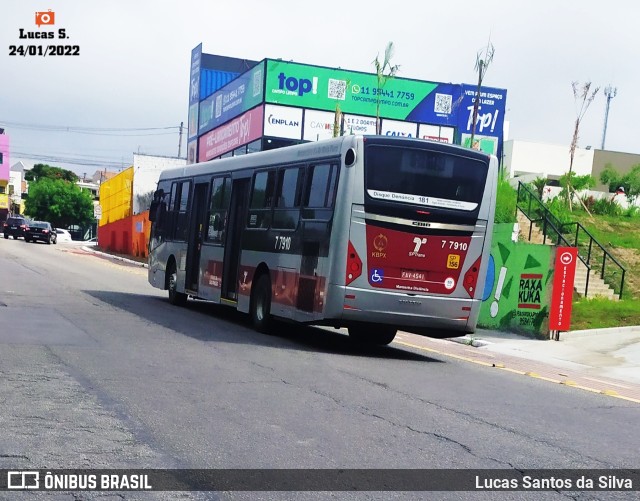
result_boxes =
[401,270,425,281]
[447,254,460,269]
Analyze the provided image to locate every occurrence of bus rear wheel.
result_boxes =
[250,273,272,334]
[167,261,187,306]
[348,325,397,345]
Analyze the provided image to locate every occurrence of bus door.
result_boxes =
[296,222,322,313]
[222,178,249,301]
[186,182,209,292]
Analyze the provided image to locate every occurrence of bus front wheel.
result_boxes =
[250,274,272,333]
[348,325,397,345]
[167,261,187,306]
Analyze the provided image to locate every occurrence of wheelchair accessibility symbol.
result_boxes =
[370,268,384,283]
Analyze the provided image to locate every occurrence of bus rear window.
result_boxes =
[365,145,488,211]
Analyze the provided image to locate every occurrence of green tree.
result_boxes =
[372,42,400,134]
[25,163,78,183]
[530,177,547,199]
[24,178,94,228]
[600,163,640,204]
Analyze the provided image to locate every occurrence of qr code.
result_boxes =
[328,79,347,100]
[215,94,222,118]
[434,93,452,114]
[252,68,263,97]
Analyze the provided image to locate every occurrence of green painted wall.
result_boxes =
[478,224,554,337]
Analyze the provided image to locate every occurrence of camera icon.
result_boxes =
[35,10,55,27]
[7,471,40,489]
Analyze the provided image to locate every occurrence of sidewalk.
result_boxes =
[395,327,640,403]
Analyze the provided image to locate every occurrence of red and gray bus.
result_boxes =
[148,135,498,345]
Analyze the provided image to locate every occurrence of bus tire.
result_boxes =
[167,260,187,306]
[250,273,272,334]
[348,325,397,345]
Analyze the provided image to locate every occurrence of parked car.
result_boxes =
[55,228,73,243]
[3,215,30,239]
[25,221,57,244]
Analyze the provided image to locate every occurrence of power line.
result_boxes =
[0,120,181,136]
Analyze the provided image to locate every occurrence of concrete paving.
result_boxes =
[395,327,640,403]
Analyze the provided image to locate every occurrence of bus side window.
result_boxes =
[272,167,302,230]
[304,163,338,208]
[173,180,191,241]
[206,176,229,243]
[248,170,276,229]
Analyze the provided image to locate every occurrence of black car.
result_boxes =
[25,221,58,244]
[3,216,30,239]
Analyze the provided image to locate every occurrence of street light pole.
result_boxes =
[601,85,617,150]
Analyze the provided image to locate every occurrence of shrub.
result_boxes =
[592,198,622,216]
[495,177,517,223]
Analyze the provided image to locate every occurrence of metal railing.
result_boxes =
[516,182,626,299]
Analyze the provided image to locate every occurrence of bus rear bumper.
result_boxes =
[328,284,480,337]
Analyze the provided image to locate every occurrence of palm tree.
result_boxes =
[372,42,400,134]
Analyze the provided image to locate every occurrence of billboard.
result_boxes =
[263,104,302,140]
[265,60,439,121]
[380,119,418,138]
[199,62,265,135]
[198,106,264,162]
[457,84,507,141]
[187,44,202,141]
[303,109,334,141]
[343,114,377,135]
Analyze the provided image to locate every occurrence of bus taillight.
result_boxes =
[346,241,362,285]
[463,257,482,298]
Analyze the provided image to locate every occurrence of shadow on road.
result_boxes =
[83,290,442,363]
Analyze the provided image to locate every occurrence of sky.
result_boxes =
[1,0,637,177]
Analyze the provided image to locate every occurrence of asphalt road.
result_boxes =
[0,237,638,500]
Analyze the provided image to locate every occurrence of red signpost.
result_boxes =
[549,247,579,339]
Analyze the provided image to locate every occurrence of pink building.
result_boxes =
[0,130,10,218]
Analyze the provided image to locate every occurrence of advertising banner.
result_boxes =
[419,124,455,143]
[198,106,264,162]
[263,104,303,140]
[302,109,334,141]
[199,62,265,135]
[187,44,202,141]
[456,84,507,141]
[549,247,578,331]
[380,119,418,138]
[343,114,377,135]
[265,60,439,121]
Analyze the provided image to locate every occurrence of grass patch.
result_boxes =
[571,297,640,330]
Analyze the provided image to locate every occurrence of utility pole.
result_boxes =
[178,121,184,158]
[601,86,617,150]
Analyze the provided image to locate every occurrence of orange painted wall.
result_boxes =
[98,210,150,258]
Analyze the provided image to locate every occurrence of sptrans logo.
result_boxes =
[275,73,318,97]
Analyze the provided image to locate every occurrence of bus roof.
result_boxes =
[159,135,493,182]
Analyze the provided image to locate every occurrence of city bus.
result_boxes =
[148,135,498,345]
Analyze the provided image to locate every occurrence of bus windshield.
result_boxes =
[364,144,489,211]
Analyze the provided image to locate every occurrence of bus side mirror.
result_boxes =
[149,201,158,222]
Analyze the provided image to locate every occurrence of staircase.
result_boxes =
[515,182,626,301]
[516,209,618,300]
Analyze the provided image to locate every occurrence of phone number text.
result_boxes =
[9,45,80,57]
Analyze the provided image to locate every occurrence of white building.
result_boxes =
[502,140,594,181]
[132,153,186,214]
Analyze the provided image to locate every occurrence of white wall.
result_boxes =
[503,140,594,179]
[132,154,186,214]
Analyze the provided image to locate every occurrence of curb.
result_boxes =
[82,246,148,268]
[448,336,491,348]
